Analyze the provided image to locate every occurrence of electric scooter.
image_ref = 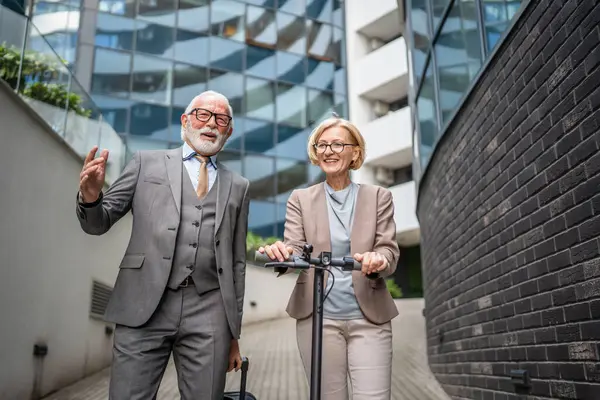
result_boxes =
[255,244,379,400]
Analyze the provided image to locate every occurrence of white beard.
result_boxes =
[181,121,227,156]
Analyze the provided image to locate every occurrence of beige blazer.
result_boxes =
[280,182,400,325]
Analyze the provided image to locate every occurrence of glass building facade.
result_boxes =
[30,0,347,238]
[405,0,523,179]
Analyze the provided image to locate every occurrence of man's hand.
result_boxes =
[258,240,293,262]
[228,339,242,372]
[354,252,389,276]
[80,145,109,203]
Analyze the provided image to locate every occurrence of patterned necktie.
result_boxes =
[194,154,208,199]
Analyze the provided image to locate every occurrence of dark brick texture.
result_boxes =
[416,0,600,399]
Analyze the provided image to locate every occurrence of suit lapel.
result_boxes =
[165,148,183,215]
[313,182,331,252]
[215,162,232,235]
[351,184,365,280]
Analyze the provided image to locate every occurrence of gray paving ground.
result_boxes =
[43,299,449,400]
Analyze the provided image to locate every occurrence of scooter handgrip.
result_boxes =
[353,260,362,270]
[254,251,271,264]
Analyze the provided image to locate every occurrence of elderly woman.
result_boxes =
[258,116,400,400]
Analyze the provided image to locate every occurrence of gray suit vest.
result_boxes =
[167,168,220,294]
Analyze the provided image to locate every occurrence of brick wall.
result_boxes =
[416,0,600,398]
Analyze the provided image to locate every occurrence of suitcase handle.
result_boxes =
[240,356,249,397]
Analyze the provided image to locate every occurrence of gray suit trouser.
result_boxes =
[108,286,232,400]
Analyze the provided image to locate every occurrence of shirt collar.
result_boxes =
[182,142,217,168]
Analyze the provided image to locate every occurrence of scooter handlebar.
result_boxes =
[254,251,363,271]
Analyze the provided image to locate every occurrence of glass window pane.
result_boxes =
[278,0,304,16]
[276,83,307,128]
[307,163,325,186]
[135,21,175,58]
[334,93,346,118]
[240,0,275,8]
[210,36,244,72]
[330,27,343,65]
[306,59,334,90]
[486,23,507,52]
[245,77,275,121]
[245,155,276,200]
[306,0,332,23]
[129,102,171,140]
[276,202,286,238]
[210,0,245,41]
[174,29,209,66]
[93,95,133,133]
[482,0,508,23]
[276,158,307,201]
[91,48,131,98]
[137,0,177,27]
[172,63,208,108]
[127,136,169,151]
[246,45,276,79]
[409,0,431,84]
[276,12,306,54]
[222,114,244,150]
[307,89,333,124]
[208,69,244,113]
[435,0,483,125]
[432,0,450,28]
[334,65,346,94]
[246,6,276,48]
[98,0,136,17]
[131,54,172,104]
[417,62,438,167]
[273,125,310,161]
[171,106,185,140]
[177,0,209,32]
[95,12,135,51]
[249,200,276,237]
[241,118,275,153]
[332,0,343,26]
[307,20,332,60]
[218,149,243,175]
[276,51,305,84]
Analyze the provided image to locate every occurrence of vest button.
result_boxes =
[190,243,198,248]
[193,221,199,227]
[187,265,194,270]
[218,268,223,274]
[215,240,220,246]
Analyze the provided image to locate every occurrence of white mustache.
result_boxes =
[189,125,220,137]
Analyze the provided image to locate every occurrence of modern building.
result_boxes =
[344,0,422,297]
[30,0,349,239]
[404,0,600,398]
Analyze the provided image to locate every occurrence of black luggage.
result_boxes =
[223,356,257,400]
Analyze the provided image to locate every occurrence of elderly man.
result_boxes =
[76,91,250,400]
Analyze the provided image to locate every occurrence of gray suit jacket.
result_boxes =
[76,147,250,339]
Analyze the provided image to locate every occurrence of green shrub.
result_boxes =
[386,279,403,299]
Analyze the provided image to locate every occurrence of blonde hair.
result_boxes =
[307,117,366,170]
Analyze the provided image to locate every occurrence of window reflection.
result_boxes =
[211,0,245,41]
[172,64,208,108]
[277,12,306,54]
[307,0,332,23]
[435,0,483,124]
[131,54,172,104]
[242,0,275,8]
[137,0,177,27]
[210,37,244,72]
[222,114,243,150]
[98,0,136,17]
[278,0,304,16]
[129,102,171,140]
[242,118,275,153]
[174,29,209,66]
[332,0,343,26]
[208,69,244,113]
[246,45,276,79]
[93,95,133,133]
[249,200,276,237]
[91,48,131,98]
[307,20,333,61]
[276,202,286,237]
[245,155,276,201]
[334,93,346,118]
[127,136,170,151]
[483,0,521,52]
[246,6,276,48]
[307,163,325,186]
[218,150,243,175]
[273,124,310,161]
[276,83,307,128]
[276,158,307,200]
[330,27,343,65]
[431,0,450,28]
[276,51,305,84]
[307,89,333,124]
[417,63,437,166]
[178,0,209,32]
[334,66,346,94]
[409,0,431,84]
[135,21,175,58]
[246,77,275,121]
[95,12,134,51]
[306,59,334,91]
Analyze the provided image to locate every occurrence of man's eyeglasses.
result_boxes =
[314,142,356,154]
[188,108,232,127]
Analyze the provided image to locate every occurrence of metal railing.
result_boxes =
[0,2,129,184]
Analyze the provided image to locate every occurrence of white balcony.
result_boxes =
[390,181,420,247]
[353,37,409,103]
[350,0,404,41]
[361,107,412,169]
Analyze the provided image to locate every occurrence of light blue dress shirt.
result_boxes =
[182,142,218,192]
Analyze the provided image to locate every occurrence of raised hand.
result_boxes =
[80,145,109,203]
[258,240,293,262]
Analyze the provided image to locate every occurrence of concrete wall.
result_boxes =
[0,84,297,399]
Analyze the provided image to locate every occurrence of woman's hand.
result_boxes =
[353,252,389,276]
[258,240,294,262]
